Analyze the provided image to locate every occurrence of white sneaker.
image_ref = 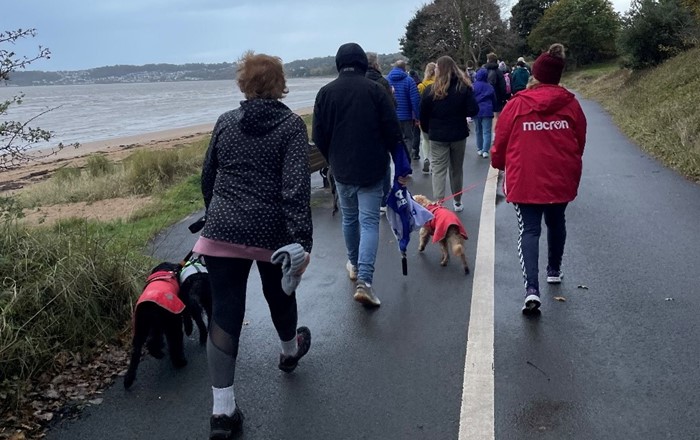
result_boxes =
[453,201,463,212]
[481,151,489,158]
[345,261,357,281]
[379,206,387,213]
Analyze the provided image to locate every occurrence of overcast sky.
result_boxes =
[4,0,632,71]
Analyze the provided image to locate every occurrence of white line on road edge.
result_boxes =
[458,165,499,440]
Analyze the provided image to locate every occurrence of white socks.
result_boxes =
[212,385,236,416]
[281,336,298,357]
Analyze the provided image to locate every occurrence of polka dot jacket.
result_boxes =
[200,99,313,253]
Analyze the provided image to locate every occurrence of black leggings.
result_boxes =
[206,257,297,388]
[513,203,568,292]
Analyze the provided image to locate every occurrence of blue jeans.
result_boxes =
[335,179,383,284]
[473,117,493,153]
[381,162,391,208]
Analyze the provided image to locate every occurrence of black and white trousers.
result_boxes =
[513,203,568,292]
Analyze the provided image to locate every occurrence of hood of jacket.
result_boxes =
[475,68,489,82]
[335,43,368,73]
[239,99,292,136]
[514,84,576,115]
[387,67,409,82]
[484,62,499,71]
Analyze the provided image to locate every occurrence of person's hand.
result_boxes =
[413,119,420,127]
[397,175,411,186]
[296,252,311,275]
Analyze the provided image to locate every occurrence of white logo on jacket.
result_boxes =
[522,120,570,131]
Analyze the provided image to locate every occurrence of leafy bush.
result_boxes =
[617,0,699,69]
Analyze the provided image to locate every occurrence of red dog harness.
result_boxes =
[424,204,468,243]
[135,270,185,314]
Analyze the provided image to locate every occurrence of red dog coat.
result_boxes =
[135,270,185,314]
[424,204,468,243]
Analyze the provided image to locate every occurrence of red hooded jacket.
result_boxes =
[490,84,586,204]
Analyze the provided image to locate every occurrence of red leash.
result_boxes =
[435,174,499,205]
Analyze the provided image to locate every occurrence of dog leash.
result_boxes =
[436,174,499,205]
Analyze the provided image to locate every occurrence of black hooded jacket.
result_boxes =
[200,99,313,252]
[484,62,507,111]
[312,43,402,186]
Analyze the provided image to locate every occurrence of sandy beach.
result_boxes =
[0,106,313,193]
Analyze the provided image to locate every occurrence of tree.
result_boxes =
[1,28,77,170]
[400,0,510,70]
[528,0,620,66]
[618,0,699,69]
[400,3,463,70]
[510,0,559,55]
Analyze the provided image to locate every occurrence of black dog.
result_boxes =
[123,261,211,389]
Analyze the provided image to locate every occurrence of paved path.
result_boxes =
[47,97,700,439]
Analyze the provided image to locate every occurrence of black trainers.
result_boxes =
[522,288,541,315]
[278,327,311,373]
[422,159,430,174]
[210,406,244,439]
[546,268,563,284]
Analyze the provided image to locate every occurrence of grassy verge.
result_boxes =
[563,48,700,182]
[19,138,208,207]
[0,141,206,412]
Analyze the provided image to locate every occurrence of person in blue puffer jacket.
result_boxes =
[386,60,421,160]
[472,68,497,158]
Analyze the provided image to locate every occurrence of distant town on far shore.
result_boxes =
[3,52,404,87]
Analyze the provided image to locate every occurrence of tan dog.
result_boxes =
[413,195,470,274]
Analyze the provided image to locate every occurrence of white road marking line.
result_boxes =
[458,165,498,440]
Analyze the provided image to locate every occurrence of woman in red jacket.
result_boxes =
[490,43,587,314]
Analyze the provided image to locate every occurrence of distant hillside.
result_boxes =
[286,53,406,77]
[3,53,406,86]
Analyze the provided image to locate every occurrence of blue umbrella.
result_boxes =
[385,141,433,275]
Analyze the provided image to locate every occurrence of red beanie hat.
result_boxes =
[532,43,566,85]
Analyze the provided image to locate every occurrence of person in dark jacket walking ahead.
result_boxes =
[366,51,395,214]
[194,52,313,438]
[484,52,508,121]
[313,42,406,307]
[387,59,421,160]
[510,60,530,95]
[472,68,497,158]
[490,43,587,315]
[419,55,479,212]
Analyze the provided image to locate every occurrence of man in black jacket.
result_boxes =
[484,52,507,121]
[313,42,404,307]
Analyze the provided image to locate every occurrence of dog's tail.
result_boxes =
[447,227,465,256]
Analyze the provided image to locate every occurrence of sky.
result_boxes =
[4,0,633,72]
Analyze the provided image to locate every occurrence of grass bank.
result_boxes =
[563,48,700,182]
[0,140,207,414]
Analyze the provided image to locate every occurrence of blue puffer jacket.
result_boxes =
[386,67,421,121]
[472,68,497,118]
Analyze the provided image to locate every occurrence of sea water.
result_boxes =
[0,77,331,147]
